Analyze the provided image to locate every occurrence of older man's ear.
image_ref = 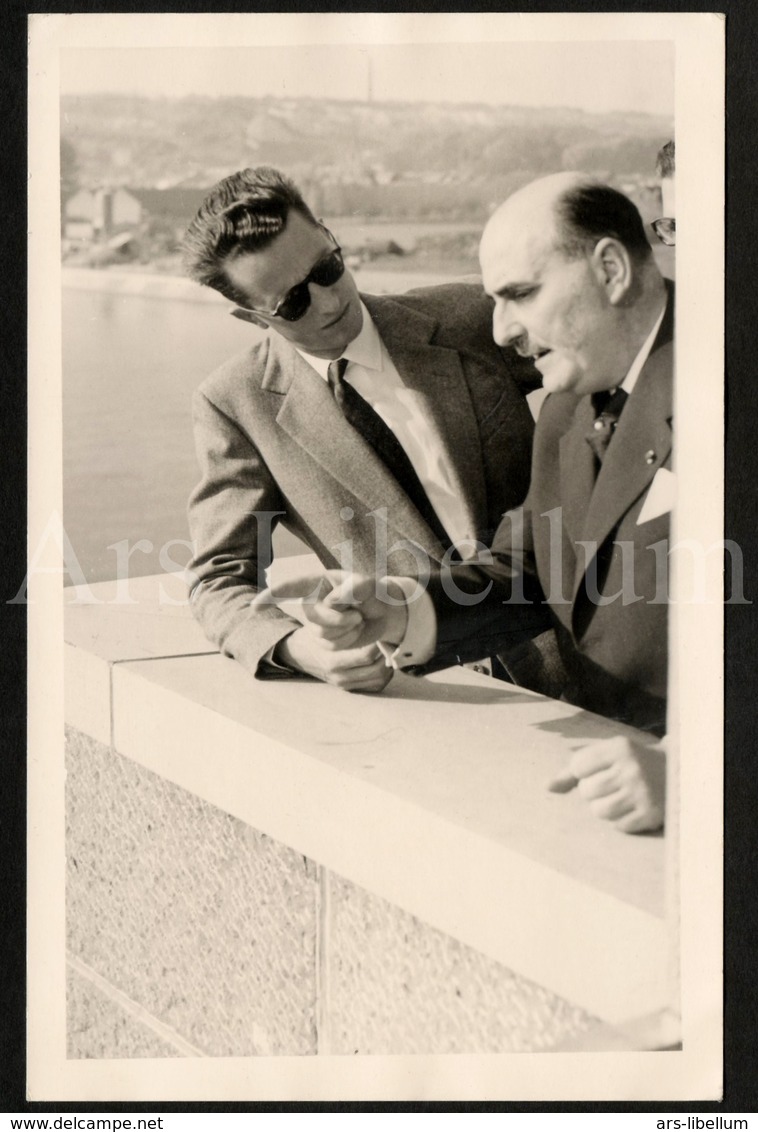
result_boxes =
[591,237,633,304]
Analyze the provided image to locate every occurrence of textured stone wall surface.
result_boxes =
[66,725,597,1058]
[67,967,179,1060]
[66,727,319,1057]
[324,873,594,1054]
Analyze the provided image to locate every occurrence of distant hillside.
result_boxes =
[61,94,672,221]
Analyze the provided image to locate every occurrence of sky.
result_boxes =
[60,40,674,119]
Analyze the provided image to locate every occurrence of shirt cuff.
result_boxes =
[377,576,437,669]
[257,635,301,678]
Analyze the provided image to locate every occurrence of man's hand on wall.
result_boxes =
[256,571,408,692]
[549,736,666,834]
[275,626,394,692]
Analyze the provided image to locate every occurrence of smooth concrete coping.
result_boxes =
[65,572,667,1025]
[64,571,215,745]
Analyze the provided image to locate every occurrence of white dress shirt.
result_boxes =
[266,302,475,673]
[618,302,666,397]
[297,302,473,551]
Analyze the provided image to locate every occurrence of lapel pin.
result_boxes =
[644,450,656,465]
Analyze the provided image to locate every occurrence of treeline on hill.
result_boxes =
[61,93,671,222]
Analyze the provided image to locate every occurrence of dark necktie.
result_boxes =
[586,387,628,468]
[327,357,452,550]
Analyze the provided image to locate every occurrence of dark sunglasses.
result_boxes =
[249,239,345,322]
[651,217,676,246]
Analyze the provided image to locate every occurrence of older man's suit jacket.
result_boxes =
[430,287,674,735]
[187,282,539,677]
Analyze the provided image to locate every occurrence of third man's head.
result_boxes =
[653,140,676,246]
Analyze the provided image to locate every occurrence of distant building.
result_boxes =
[63,187,142,241]
[62,186,208,245]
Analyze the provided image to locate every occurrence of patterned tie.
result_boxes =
[586,387,628,468]
[326,357,452,550]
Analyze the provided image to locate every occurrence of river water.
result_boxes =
[62,267,453,583]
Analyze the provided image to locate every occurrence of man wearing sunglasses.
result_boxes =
[183,166,545,691]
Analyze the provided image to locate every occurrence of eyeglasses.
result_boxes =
[651,217,676,246]
[247,235,345,322]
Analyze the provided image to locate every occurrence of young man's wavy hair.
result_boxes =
[182,166,318,305]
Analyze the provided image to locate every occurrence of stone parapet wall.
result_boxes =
[62,573,669,1061]
[65,727,596,1057]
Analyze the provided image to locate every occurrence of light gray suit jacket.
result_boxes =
[187,282,538,677]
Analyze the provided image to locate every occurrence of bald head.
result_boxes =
[479,173,664,397]
[485,172,591,239]
[481,173,652,277]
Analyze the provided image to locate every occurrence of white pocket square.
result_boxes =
[637,467,676,525]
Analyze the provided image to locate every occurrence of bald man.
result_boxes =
[262,174,673,834]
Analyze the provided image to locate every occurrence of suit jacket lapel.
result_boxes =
[572,297,674,603]
[263,330,446,559]
[364,293,487,540]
